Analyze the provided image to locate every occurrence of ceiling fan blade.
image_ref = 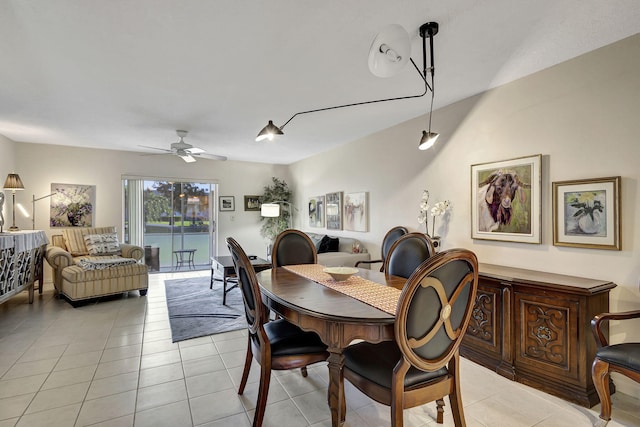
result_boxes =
[195,153,228,161]
[178,153,196,163]
[185,146,205,154]
[138,144,172,153]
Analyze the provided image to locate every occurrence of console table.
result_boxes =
[0,231,48,304]
[461,263,615,407]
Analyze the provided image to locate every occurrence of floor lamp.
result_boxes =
[260,201,293,229]
[32,192,57,230]
[3,173,25,231]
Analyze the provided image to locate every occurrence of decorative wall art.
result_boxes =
[244,195,262,211]
[471,154,541,243]
[325,191,343,230]
[219,196,235,212]
[552,176,621,250]
[308,195,325,228]
[344,191,368,232]
[50,183,95,227]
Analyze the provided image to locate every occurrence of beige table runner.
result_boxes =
[282,264,400,315]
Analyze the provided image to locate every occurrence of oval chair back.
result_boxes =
[271,229,318,268]
[385,232,436,279]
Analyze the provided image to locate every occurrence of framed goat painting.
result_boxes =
[552,176,621,250]
[471,154,541,244]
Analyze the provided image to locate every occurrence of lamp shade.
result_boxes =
[418,131,439,150]
[261,203,280,217]
[3,173,24,190]
[256,120,284,142]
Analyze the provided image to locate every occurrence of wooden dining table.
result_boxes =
[256,266,406,427]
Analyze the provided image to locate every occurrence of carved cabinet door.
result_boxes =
[513,289,581,384]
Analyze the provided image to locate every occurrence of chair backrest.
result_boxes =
[384,232,436,279]
[381,226,409,261]
[271,229,318,268]
[395,248,478,371]
[227,237,268,336]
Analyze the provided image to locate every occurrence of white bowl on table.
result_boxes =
[323,267,358,282]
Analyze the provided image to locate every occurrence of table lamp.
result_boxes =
[3,173,25,231]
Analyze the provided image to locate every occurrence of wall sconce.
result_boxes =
[3,173,25,231]
[256,21,439,149]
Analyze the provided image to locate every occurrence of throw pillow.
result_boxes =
[307,233,324,252]
[84,233,121,256]
[318,235,340,253]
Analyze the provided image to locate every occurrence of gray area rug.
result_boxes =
[164,276,246,342]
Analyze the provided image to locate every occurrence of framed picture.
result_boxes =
[344,191,368,232]
[552,176,621,250]
[471,154,541,243]
[50,183,96,227]
[219,196,235,212]
[244,195,262,211]
[308,195,325,228]
[325,191,343,230]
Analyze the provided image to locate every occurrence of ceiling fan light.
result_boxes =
[418,131,439,150]
[256,120,283,142]
[180,154,196,163]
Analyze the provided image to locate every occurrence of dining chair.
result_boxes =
[356,226,409,272]
[384,232,436,279]
[591,309,640,423]
[344,248,479,427]
[226,237,329,427]
[271,229,318,268]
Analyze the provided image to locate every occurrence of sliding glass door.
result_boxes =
[124,178,217,272]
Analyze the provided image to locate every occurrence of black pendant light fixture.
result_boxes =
[255,21,440,148]
[418,22,439,150]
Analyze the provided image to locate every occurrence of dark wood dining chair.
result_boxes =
[344,248,478,426]
[591,309,640,423]
[226,237,329,427]
[384,232,436,279]
[356,226,409,272]
[271,229,318,268]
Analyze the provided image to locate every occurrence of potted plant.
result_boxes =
[260,177,293,242]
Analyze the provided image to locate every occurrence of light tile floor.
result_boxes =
[0,271,638,427]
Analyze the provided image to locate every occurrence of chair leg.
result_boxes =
[253,363,272,427]
[448,352,466,427]
[301,366,308,377]
[436,398,445,424]
[592,358,612,422]
[238,336,253,395]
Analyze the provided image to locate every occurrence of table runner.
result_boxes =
[282,264,401,315]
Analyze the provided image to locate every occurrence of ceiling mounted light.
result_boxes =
[417,22,439,150]
[255,21,438,143]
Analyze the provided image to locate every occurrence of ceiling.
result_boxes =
[2,1,640,165]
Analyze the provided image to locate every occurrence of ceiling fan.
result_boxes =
[139,130,227,162]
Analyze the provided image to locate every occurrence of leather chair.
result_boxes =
[356,226,408,272]
[384,232,436,279]
[226,237,329,427]
[344,249,478,426]
[591,309,640,423]
[271,229,318,267]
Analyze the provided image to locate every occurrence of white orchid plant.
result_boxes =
[418,190,450,237]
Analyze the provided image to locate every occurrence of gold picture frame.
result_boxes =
[552,176,621,250]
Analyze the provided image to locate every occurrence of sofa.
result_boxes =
[304,232,370,268]
[45,226,148,303]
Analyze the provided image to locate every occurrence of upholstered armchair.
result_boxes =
[45,226,148,303]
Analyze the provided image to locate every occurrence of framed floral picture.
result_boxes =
[325,191,343,230]
[471,154,541,244]
[50,183,95,227]
[308,195,325,228]
[344,191,368,232]
[552,176,621,250]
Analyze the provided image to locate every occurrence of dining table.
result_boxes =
[256,265,406,427]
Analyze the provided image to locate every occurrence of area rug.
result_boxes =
[164,276,246,342]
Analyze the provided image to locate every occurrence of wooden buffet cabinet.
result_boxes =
[461,263,616,407]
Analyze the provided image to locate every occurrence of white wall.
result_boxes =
[290,34,640,395]
[0,135,17,231]
[14,143,290,259]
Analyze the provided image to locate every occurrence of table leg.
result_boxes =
[327,348,346,426]
[222,275,228,305]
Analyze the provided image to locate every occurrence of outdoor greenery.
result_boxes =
[260,177,293,241]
